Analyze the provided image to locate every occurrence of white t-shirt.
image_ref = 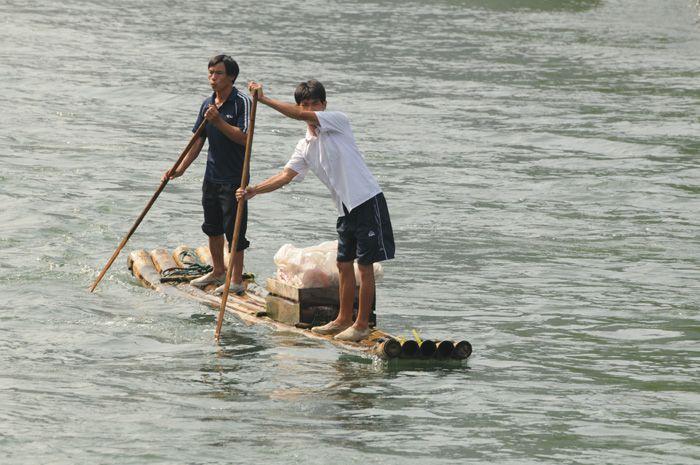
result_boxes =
[285,111,382,216]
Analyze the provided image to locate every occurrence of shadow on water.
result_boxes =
[189,312,216,324]
[319,357,475,455]
[338,353,472,372]
[195,332,270,399]
[448,0,602,12]
[214,331,268,359]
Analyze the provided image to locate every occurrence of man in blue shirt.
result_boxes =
[164,54,251,295]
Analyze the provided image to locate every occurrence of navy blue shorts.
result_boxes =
[337,193,395,265]
[201,180,250,251]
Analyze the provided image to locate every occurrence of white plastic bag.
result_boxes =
[273,240,383,288]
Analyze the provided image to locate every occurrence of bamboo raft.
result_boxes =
[127,245,472,362]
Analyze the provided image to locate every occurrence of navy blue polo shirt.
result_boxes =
[193,86,250,184]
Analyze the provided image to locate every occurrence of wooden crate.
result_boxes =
[265,278,375,326]
[266,278,340,307]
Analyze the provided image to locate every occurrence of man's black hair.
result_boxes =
[294,79,326,104]
[208,54,239,82]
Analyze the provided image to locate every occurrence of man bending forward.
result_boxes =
[238,80,395,342]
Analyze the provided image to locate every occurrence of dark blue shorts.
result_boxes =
[337,193,395,265]
[201,180,250,251]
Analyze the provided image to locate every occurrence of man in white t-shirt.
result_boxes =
[237,80,395,342]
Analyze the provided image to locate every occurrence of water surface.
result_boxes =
[1,0,699,463]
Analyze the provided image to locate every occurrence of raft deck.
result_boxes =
[127,245,472,362]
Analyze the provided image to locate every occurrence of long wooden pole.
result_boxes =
[89,119,209,292]
[215,89,259,340]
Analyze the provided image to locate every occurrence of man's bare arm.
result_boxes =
[163,136,206,180]
[236,168,298,200]
[249,82,319,125]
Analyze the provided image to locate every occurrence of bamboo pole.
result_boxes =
[89,118,209,292]
[214,89,259,340]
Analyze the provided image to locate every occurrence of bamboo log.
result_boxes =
[150,248,178,273]
[435,340,455,358]
[129,250,159,284]
[195,246,213,267]
[173,245,205,267]
[418,340,437,357]
[452,340,473,360]
[400,340,419,358]
[373,338,401,359]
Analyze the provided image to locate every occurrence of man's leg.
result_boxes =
[334,194,392,342]
[211,244,246,295]
[210,235,226,276]
[336,260,357,326]
[213,181,249,293]
[311,260,355,335]
[353,263,375,331]
[229,246,244,285]
[190,234,227,288]
[333,262,374,341]
[209,236,244,281]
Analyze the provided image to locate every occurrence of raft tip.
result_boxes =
[452,340,472,359]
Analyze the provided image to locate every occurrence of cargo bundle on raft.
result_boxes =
[127,245,472,363]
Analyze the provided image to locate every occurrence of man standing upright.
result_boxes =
[164,54,251,295]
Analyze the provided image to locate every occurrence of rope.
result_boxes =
[159,248,256,284]
[159,248,212,283]
[160,263,212,283]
